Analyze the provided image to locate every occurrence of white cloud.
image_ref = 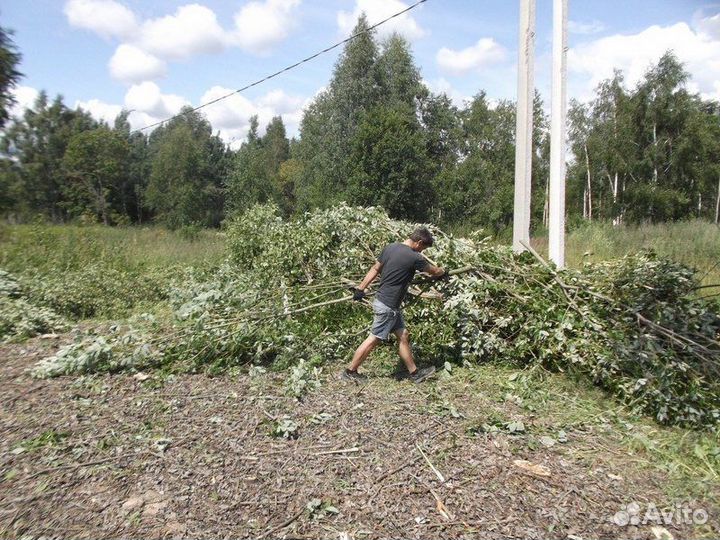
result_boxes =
[568,19,605,35]
[64,1,304,85]
[568,22,720,100]
[124,82,189,118]
[9,86,40,118]
[436,38,507,76]
[199,86,306,147]
[232,0,301,55]
[257,89,304,114]
[140,4,228,60]
[423,77,470,108]
[57,85,310,144]
[337,0,425,41]
[64,0,138,39]
[75,98,123,125]
[694,11,720,40]
[109,44,167,83]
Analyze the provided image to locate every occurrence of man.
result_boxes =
[344,227,448,383]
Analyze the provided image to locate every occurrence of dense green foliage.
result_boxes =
[567,56,720,224]
[22,206,720,430]
[2,16,718,230]
[0,25,22,129]
[0,269,65,342]
[62,127,129,225]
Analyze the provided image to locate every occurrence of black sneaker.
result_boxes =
[409,366,436,383]
[341,368,368,383]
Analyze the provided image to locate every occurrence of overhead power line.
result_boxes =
[135,0,428,133]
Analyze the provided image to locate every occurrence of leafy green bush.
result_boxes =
[23,264,172,319]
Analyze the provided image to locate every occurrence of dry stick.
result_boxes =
[152,281,349,342]
[428,487,455,521]
[259,507,305,539]
[271,294,354,317]
[156,393,240,400]
[374,455,424,485]
[520,240,582,311]
[313,447,360,456]
[692,283,720,291]
[372,429,452,488]
[635,313,720,375]
[696,258,720,284]
[415,443,446,483]
[475,270,528,302]
[26,455,124,480]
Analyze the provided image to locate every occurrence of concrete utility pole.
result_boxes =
[548,0,568,267]
[512,0,536,253]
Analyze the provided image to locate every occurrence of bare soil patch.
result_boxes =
[1,337,717,539]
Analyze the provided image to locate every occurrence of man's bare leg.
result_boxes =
[348,334,381,372]
[395,329,417,374]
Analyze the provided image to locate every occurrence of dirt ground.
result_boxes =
[1,336,718,540]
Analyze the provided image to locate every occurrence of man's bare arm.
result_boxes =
[357,261,383,291]
[424,264,446,278]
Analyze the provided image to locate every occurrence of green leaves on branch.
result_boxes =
[0,270,66,342]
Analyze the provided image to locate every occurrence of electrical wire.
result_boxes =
[135,0,428,133]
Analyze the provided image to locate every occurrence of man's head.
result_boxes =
[408,227,434,252]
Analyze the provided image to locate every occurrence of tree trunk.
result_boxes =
[652,122,658,184]
[136,185,143,225]
[97,179,108,226]
[583,188,587,220]
[543,180,549,227]
[584,143,592,221]
[715,172,720,225]
[611,173,620,226]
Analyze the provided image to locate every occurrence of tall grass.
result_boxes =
[0,224,227,320]
[532,219,720,297]
[0,224,226,274]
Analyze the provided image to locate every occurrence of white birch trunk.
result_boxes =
[611,173,620,226]
[585,143,592,221]
[715,172,720,224]
[652,122,658,184]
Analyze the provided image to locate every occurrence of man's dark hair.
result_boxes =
[409,227,434,247]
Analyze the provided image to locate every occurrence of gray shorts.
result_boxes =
[371,299,405,341]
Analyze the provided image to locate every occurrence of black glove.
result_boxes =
[350,287,366,301]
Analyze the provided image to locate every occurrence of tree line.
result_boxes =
[1,16,719,231]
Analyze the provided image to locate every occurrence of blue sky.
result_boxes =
[3,0,720,146]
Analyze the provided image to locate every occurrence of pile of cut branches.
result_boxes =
[0,270,66,343]
[32,204,720,429]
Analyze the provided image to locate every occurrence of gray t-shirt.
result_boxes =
[375,242,429,309]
